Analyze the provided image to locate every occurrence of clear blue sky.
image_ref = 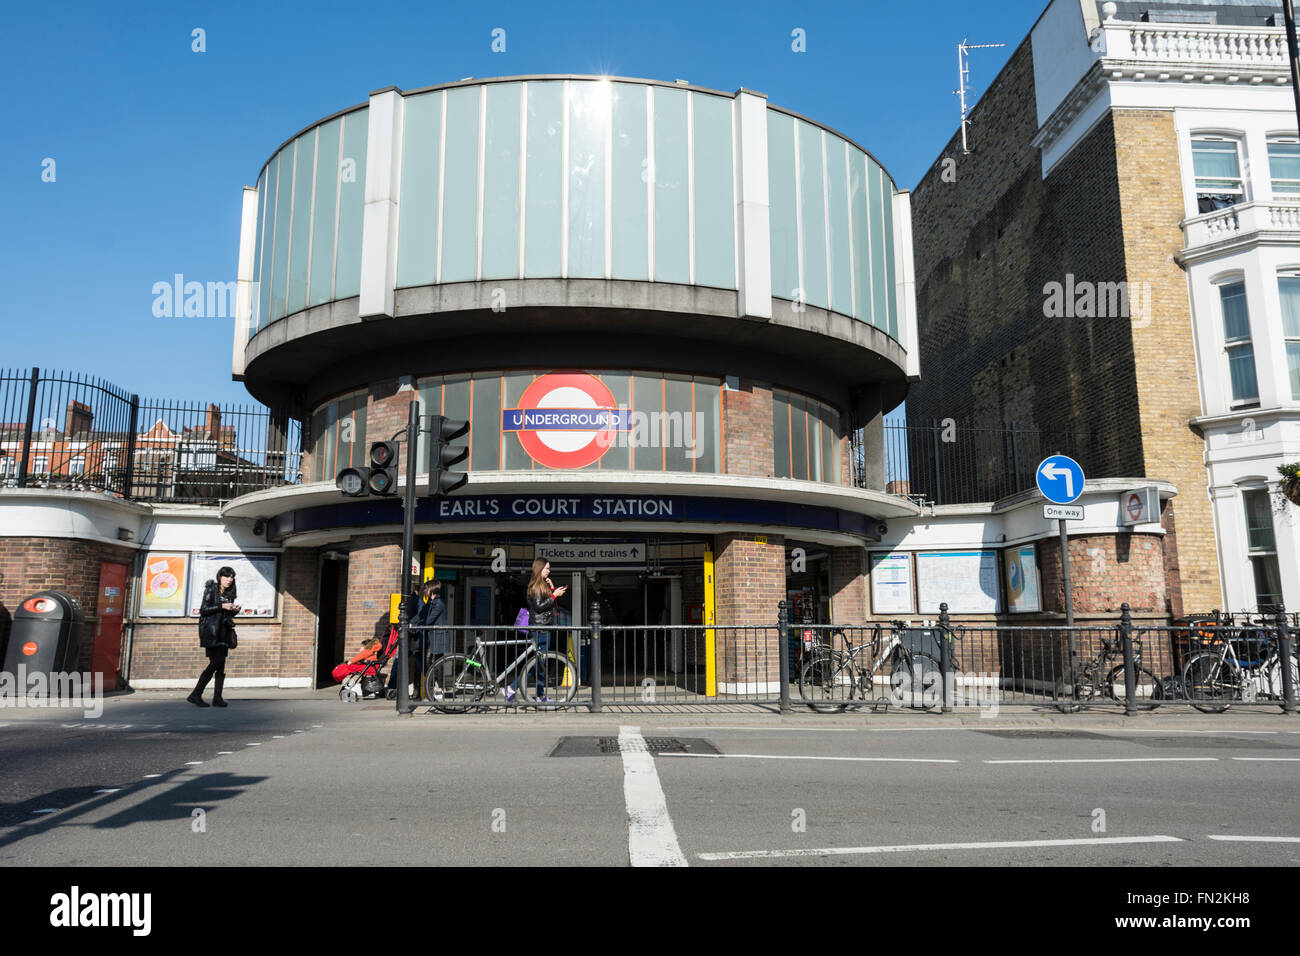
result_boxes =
[1,0,1045,408]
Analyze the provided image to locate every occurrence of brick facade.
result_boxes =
[829,546,867,624]
[908,38,1218,618]
[721,381,774,478]
[344,534,402,648]
[712,532,785,688]
[0,537,137,675]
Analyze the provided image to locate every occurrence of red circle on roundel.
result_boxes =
[1127,494,1142,520]
[513,373,619,469]
[21,642,38,656]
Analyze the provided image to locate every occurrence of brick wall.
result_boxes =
[1037,533,1168,618]
[345,534,402,648]
[1111,110,1219,614]
[722,381,774,478]
[907,37,1217,616]
[279,547,319,682]
[0,537,137,674]
[713,532,785,687]
[829,546,867,623]
[130,620,282,681]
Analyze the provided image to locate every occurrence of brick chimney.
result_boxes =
[205,403,221,440]
[65,400,93,437]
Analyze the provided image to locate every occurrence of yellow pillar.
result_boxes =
[704,548,717,698]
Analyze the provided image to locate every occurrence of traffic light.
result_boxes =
[367,441,399,496]
[429,416,469,496]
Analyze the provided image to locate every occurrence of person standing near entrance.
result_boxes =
[415,580,450,692]
[189,566,239,707]
[507,558,567,703]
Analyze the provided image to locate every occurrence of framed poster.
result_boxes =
[869,552,915,614]
[138,553,189,617]
[1005,545,1041,613]
[916,551,1000,614]
[188,553,279,618]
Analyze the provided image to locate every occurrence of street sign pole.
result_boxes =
[1059,518,1074,628]
[396,400,419,716]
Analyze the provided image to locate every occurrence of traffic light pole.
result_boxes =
[396,399,419,716]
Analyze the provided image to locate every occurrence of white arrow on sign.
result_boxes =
[1040,461,1075,500]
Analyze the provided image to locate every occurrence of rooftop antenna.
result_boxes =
[955,38,1006,154]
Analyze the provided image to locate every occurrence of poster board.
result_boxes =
[869,552,915,614]
[138,553,189,617]
[1005,545,1041,613]
[187,553,279,618]
[916,551,1000,614]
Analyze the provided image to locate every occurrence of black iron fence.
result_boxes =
[868,419,1080,505]
[373,601,1300,714]
[0,368,301,505]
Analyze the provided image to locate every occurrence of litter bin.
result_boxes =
[4,591,85,689]
[899,626,950,667]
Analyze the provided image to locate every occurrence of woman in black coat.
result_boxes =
[189,566,239,707]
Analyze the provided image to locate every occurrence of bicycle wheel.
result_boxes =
[863,648,907,707]
[1104,664,1162,710]
[1183,652,1235,713]
[799,653,857,713]
[521,651,579,707]
[427,654,489,713]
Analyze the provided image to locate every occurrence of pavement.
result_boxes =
[2,689,1299,866]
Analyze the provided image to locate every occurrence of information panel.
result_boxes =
[1004,545,1041,613]
[187,554,279,618]
[916,551,1000,614]
[138,553,189,618]
[869,552,915,614]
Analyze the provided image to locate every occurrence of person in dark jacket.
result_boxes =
[506,558,567,703]
[189,566,239,707]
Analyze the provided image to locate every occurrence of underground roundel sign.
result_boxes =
[503,372,629,469]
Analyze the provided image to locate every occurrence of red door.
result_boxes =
[92,562,129,688]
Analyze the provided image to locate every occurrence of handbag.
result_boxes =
[227,627,239,650]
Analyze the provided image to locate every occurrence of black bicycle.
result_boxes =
[1054,633,1161,713]
[798,623,949,713]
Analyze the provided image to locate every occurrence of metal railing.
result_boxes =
[378,601,1300,715]
[868,419,1079,504]
[0,368,301,505]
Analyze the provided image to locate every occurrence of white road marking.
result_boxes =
[984,757,1219,764]
[32,809,59,815]
[272,735,284,739]
[1104,729,1279,734]
[246,742,261,746]
[661,726,858,733]
[1206,835,1300,843]
[143,774,162,778]
[94,789,120,794]
[1231,757,1300,762]
[216,751,233,755]
[619,726,687,867]
[698,835,1185,861]
[660,752,959,764]
[185,761,203,766]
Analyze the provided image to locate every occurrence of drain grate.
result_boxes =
[549,736,719,757]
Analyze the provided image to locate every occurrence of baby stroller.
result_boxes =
[333,626,401,702]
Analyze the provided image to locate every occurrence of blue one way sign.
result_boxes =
[1036,455,1085,505]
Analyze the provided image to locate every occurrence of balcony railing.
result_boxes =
[1182,200,1300,250]
[1098,20,1288,68]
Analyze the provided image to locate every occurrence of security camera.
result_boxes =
[876,522,888,537]
[252,520,266,537]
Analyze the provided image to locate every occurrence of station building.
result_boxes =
[0,74,1193,691]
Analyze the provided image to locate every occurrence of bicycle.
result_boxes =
[798,623,951,713]
[1182,620,1297,713]
[425,631,579,713]
[1053,632,1161,713]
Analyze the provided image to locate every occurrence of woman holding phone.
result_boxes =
[189,566,239,707]
[506,558,568,703]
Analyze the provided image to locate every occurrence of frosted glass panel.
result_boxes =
[251,168,270,337]
[825,139,851,315]
[568,81,608,279]
[396,93,441,289]
[525,82,563,277]
[797,121,827,311]
[309,119,341,306]
[482,83,522,280]
[767,113,798,305]
[270,147,294,322]
[692,93,735,290]
[881,168,897,339]
[334,109,367,299]
[849,152,871,324]
[610,84,649,281]
[653,87,689,284]
[286,131,315,316]
[440,86,480,283]
[868,160,887,330]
